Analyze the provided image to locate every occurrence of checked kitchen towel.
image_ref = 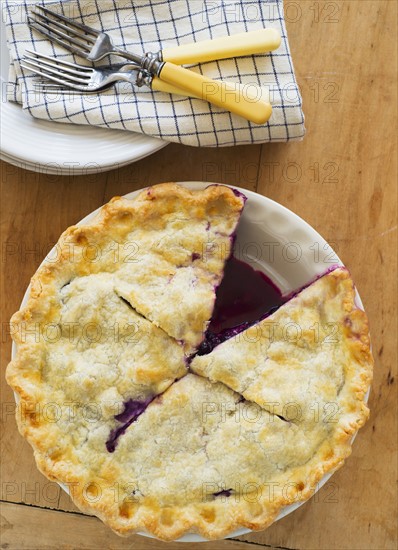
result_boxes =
[4,0,305,147]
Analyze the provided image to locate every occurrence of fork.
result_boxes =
[29,5,281,66]
[27,6,279,124]
[22,51,270,106]
[21,53,272,125]
[21,51,198,97]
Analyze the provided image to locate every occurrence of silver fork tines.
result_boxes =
[21,50,144,92]
[21,50,96,90]
[29,5,100,57]
[28,5,142,64]
[33,5,100,36]
[24,52,92,82]
[34,81,114,95]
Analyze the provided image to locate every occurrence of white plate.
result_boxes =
[12,182,368,542]
[0,4,167,175]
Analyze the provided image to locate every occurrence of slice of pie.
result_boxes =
[104,183,245,351]
[99,374,342,540]
[7,271,187,455]
[35,183,244,352]
[191,268,372,428]
[6,184,373,541]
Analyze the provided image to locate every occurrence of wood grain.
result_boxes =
[1,1,396,549]
[1,502,272,550]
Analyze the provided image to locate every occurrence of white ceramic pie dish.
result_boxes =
[11,182,368,541]
[0,0,167,175]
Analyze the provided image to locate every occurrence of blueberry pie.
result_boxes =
[7,183,373,541]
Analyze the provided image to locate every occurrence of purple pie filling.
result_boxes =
[198,257,287,355]
[232,188,248,202]
[213,489,233,498]
[115,398,153,423]
[209,257,285,334]
[106,397,153,453]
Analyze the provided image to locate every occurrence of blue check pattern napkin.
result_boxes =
[4,0,305,147]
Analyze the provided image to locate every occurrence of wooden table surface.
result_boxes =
[1,1,397,549]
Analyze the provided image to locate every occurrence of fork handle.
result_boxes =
[151,77,201,98]
[151,77,270,104]
[160,28,281,65]
[158,62,272,124]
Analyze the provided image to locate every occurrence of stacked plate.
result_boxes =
[0,6,167,175]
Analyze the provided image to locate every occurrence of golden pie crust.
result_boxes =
[6,184,373,541]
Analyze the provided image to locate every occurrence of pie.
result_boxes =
[6,183,373,541]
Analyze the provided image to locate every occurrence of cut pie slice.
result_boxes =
[18,372,370,541]
[191,268,373,428]
[104,374,334,539]
[7,272,187,460]
[44,183,245,352]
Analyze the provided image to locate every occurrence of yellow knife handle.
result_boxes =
[161,28,281,65]
[151,76,270,104]
[158,62,272,124]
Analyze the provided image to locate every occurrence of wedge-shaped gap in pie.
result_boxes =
[196,255,288,356]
